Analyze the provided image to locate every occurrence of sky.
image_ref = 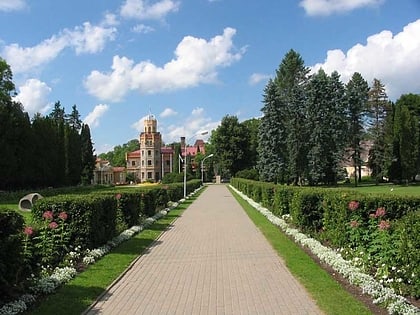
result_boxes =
[1,0,420,154]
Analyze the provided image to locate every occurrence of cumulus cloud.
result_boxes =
[120,0,180,20]
[300,0,384,16]
[2,21,116,74]
[13,79,52,116]
[160,107,177,117]
[0,0,26,11]
[84,27,244,102]
[248,73,271,85]
[131,115,150,133]
[162,107,219,144]
[83,104,109,128]
[311,19,420,100]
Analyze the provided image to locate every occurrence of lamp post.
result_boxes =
[201,154,214,184]
[182,130,208,198]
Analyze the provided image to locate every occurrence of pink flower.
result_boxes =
[42,210,54,220]
[378,220,390,230]
[116,193,122,200]
[58,211,68,221]
[49,221,59,229]
[348,200,359,211]
[23,226,34,236]
[350,220,360,228]
[375,207,386,218]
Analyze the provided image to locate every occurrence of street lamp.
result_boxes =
[182,130,208,198]
[201,154,214,184]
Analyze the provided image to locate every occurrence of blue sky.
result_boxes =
[1,0,419,154]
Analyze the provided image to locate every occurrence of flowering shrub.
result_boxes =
[230,185,420,315]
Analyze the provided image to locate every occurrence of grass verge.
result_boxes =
[26,194,199,315]
[229,187,373,315]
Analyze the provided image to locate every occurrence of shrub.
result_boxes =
[0,209,27,302]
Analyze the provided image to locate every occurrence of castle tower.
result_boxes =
[139,114,162,182]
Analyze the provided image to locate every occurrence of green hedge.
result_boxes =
[0,209,26,303]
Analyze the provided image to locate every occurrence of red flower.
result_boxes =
[375,207,386,218]
[49,221,59,229]
[58,211,68,221]
[348,200,359,211]
[378,220,390,230]
[350,220,360,228]
[23,226,34,236]
[42,210,54,220]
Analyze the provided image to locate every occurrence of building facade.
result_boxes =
[126,114,174,183]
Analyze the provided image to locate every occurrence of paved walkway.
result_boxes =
[84,184,323,315]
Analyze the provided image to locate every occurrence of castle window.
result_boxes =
[148,150,151,156]
[131,161,136,166]
[148,160,152,166]
[147,172,152,179]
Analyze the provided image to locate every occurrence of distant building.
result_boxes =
[341,140,373,178]
[94,113,206,184]
[93,158,126,185]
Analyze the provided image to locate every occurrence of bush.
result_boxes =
[0,209,26,302]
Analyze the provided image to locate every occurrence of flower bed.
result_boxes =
[230,185,419,315]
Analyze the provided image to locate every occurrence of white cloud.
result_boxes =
[13,79,52,116]
[160,107,177,117]
[248,73,271,85]
[132,24,155,33]
[163,107,219,144]
[299,0,384,16]
[120,0,180,20]
[131,115,150,133]
[311,19,420,100]
[68,22,116,55]
[84,27,244,101]
[2,22,116,74]
[0,0,26,11]
[83,104,109,128]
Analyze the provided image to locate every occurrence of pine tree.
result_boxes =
[257,79,286,182]
[306,70,347,185]
[367,78,391,183]
[346,72,369,186]
[279,50,310,185]
[80,124,96,185]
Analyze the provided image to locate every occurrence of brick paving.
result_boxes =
[84,184,323,314]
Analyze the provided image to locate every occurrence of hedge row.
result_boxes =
[0,180,201,304]
[230,178,420,298]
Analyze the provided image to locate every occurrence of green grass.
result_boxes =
[229,187,373,315]
[26,195,198,315]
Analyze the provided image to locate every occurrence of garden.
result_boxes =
[0,180,202,314]
[230,178,419,314]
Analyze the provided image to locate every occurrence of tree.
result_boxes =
[306,70,347,185]
[393,102,418,182]
[241,118,259,169]
[258,79,286,182]
[257,49,309,184]
[99,139,140,167]
[346,72,369,186]
[0,58,33,189]
[395,93,420,174]
[211,115,251,177]
[80,124,96,185]
[367,78,391,184]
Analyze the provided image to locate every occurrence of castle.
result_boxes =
[93,114,205,184]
